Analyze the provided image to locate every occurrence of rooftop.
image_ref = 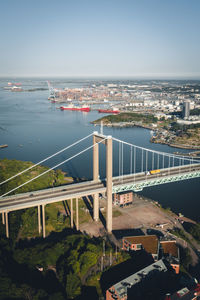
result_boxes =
[123,235,158,254]
[109,259,168,299]
[160,240,179,258]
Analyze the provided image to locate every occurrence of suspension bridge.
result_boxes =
[0,131,200,238]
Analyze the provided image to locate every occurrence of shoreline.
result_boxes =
[93,121,200,150]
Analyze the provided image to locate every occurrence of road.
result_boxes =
[0,163,200,213]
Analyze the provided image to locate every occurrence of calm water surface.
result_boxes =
[0,78,199,221]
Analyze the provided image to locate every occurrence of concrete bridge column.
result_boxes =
[42,204,46,238]
[106,136,113,233]
[93,132,99,181]
[38,205,41,234]
[93,133,100,221]
[5,212,9,238]
[70,198,73,228]
[2,212,5,225]
[93,193,99,221]
[76,198,79,230]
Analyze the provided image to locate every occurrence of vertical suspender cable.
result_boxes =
[122,142,124,182]
[146,150,148,173]
[168,155,170,175]
[130,146,133,174]
[119,142,121,180]
[163,153,164,169]
[152,152,154,170]
[157,153,159,170]
[141,148,144,173]
[134,146,136,183]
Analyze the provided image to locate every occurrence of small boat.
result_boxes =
[0,144,8,148]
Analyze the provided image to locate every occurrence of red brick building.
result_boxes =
[160,240,180,274]
[113,192,133,207]
[122,235,159,261]
[106,259,168,300]
[122,235,180,273]
[165,284,200,299]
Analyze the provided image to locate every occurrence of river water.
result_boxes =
[0,78,199,221]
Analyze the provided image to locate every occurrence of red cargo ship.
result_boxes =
[98,107,120,114]
[60,104,90,112]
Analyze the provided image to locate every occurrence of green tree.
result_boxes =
[66,272,81,299]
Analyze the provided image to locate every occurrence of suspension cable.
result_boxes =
[0,137,107,198]
[113,137,199,164]
[0,133,93,186]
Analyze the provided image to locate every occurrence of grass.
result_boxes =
[113,209,122,218]
[19,197,94,238]
[170,228,190,244]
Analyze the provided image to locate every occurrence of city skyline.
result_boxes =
[0,0,200,79]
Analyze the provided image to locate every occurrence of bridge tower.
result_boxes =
[93,131,113,233]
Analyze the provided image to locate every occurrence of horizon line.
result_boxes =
[0,75,200,80]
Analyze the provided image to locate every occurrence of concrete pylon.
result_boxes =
[106,136,113,233]
[93,132,99,221]
[93,132,99,181]
[38,205,41,234]
[2,212,5,225]
[70,198,73,228]
[5,212,9,238]
[92,132,113,232]
[93,193,99,221]
[76,198,79,230]
[42,205,46,238]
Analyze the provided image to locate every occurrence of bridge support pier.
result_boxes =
[93,133,100,222]
[93,132,99,181]
[42,205,46,238]
[93,132,113,233]
[38,205,41,234]
[70,199,73,228]
[2,212,5,225]
[76,198,79,230]
[106,137,113,233]
[93,193,99,221]
[5,212,9,238]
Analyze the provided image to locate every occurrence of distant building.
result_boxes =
[113,192,133,207]
[106,259,168,300]
[182,100,190,119]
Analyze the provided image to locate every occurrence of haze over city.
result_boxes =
[0,0,200,79]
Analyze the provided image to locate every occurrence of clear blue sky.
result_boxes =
[0,0,200,78]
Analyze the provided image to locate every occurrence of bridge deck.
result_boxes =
[0,164,200,213]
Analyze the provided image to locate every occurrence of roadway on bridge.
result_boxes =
[0,164,200,213]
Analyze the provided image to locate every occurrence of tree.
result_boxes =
[66,272,81,299]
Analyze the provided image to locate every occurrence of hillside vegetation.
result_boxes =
[92,112,158,125]
[0,159,73,240]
